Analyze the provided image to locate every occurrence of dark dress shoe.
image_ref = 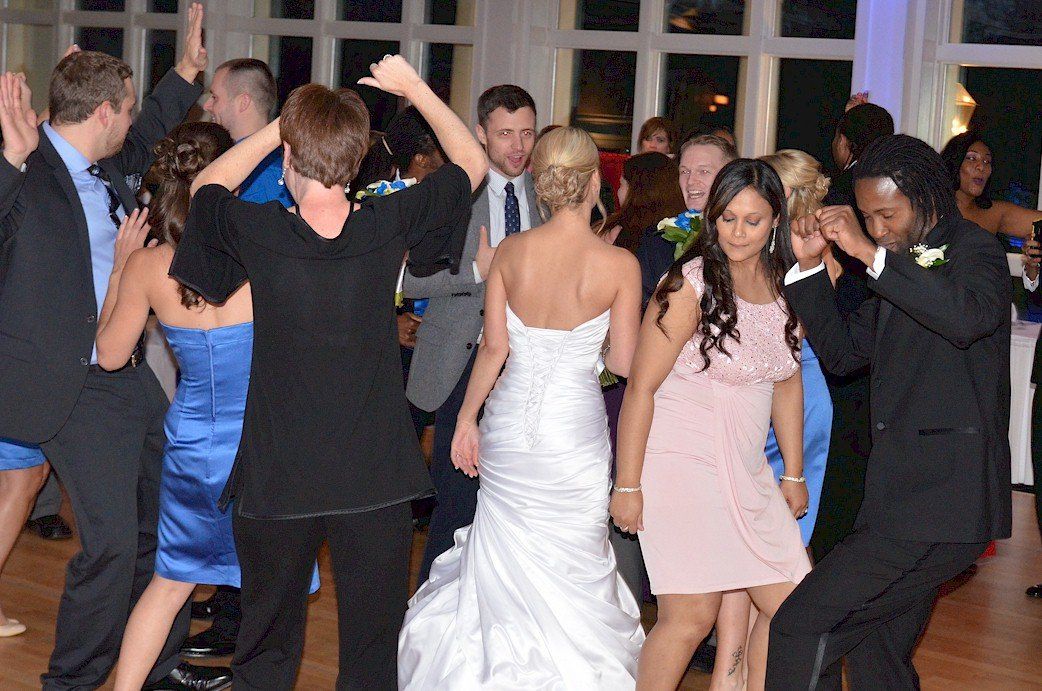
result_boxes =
[180,625,236,658]
[142,662,232,690]
[1026,583,1042,598]
[191,592,221,620]
[26,515,73,540]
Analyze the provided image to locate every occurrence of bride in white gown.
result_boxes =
[398,127,646,689]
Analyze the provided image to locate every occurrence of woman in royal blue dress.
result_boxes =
[0,440,48,636]
[93,122,315,691]
[707,149,834,687]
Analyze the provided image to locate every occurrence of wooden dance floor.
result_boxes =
[2,491,1041,689]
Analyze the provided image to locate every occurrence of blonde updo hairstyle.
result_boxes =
[759,149,830,220]
[530,126,605,231]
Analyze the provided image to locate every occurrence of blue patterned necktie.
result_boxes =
[504,181,521,236]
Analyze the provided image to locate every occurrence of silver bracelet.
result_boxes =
[779,475,806,483]
[613,484,642,493]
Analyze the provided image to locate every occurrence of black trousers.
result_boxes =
[39,365,189,689]
[232,502,412,690]
[767,525,985,690]
[418,351,478,583]
[1029,340,1042,544]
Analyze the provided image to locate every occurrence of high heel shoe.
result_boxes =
[0,619,26,637]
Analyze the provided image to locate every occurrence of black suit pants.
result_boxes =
[231,502,412,690]
[39,365,189,689]
[767,525,985,690]
[418,350,478,583]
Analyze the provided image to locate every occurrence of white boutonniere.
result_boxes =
[910,243,949,268]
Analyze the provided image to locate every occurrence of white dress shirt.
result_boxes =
[472,168,532,283]
[784,246,887,286]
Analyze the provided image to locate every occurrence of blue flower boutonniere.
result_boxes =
[355,177,417,201]
[657,211,703,260]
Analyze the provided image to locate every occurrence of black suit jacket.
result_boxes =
[635,225,676,312]
[0,70,201,442]
[786,214,1012,543]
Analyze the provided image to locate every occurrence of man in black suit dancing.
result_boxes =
[769,134,1012,689]
[0,5,230,689]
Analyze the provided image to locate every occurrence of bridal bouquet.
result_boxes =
[658,211,703,260]
[355,178,419,306]
[355,177,417,201]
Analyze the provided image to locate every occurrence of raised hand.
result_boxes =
[845,91,869,112]
[0,72,38,169]
[356,54,423,98]
[175,3,207,82]
[451,419,480,478]
[1024,238,1041,282]
[112,207,153,275]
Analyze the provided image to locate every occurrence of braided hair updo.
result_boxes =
[529,126,605,229]
[149,121,234,307]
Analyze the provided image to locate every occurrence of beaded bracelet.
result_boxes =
[779,475,806,483]
[613,484,642,493]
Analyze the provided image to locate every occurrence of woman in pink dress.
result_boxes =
[612,158,810,690]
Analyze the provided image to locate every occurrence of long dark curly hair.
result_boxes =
[654,158,800,370]
[149,122,233,307]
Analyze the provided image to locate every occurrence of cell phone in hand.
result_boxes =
[1033,219,1042,248]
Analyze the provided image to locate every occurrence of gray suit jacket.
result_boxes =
[404,173,541,411]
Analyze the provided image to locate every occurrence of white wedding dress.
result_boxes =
[398,303,645,690]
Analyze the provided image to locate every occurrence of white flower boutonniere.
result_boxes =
[910,243,949,268]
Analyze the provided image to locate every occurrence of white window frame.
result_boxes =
[0,0,479,121]
[910,0,1042,207]
[527,0,856,156]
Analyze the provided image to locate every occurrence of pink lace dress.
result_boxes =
[639,257,811,594]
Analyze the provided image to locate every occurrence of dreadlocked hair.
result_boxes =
[654,159,800,370]
[854,134,958,233]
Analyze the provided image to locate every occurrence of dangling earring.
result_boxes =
[769,225,777,253]
[277,167,286,186]
[344,183,351,195]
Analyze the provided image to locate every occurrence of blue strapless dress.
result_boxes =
[154,322,319,591]
[765,339,832,546]
[0,437,45,470]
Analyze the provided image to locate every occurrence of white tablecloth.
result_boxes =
[1010,320,1039,485]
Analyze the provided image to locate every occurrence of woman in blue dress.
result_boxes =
[91,122,315,691]
[0,440,48,636]
[708,150,834,687]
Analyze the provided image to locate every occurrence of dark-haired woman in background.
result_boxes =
[940,131,1041,239]
[612,159,809,690]
[93,121,286,691]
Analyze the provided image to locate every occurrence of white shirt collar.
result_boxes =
[487,167,526,197]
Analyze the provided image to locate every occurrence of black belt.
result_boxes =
[88,342,144,373]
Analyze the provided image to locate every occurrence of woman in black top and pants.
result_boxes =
[171,57,487,689]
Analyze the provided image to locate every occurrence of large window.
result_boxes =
[545,0,855,156]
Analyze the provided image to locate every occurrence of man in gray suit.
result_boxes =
[404,85,540,581]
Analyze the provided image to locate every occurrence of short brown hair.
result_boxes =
[638,117,677,153]
[217,58,278,117]
[49,51,133,126]
[678,133,738,163]
[279,84,370,188]
[477,84,536,128]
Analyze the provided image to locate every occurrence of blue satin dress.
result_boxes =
[0,438,45,470]
[154,322,320,591]
[765,339,832,546]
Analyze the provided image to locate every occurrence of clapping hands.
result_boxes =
[0,72,38,169]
